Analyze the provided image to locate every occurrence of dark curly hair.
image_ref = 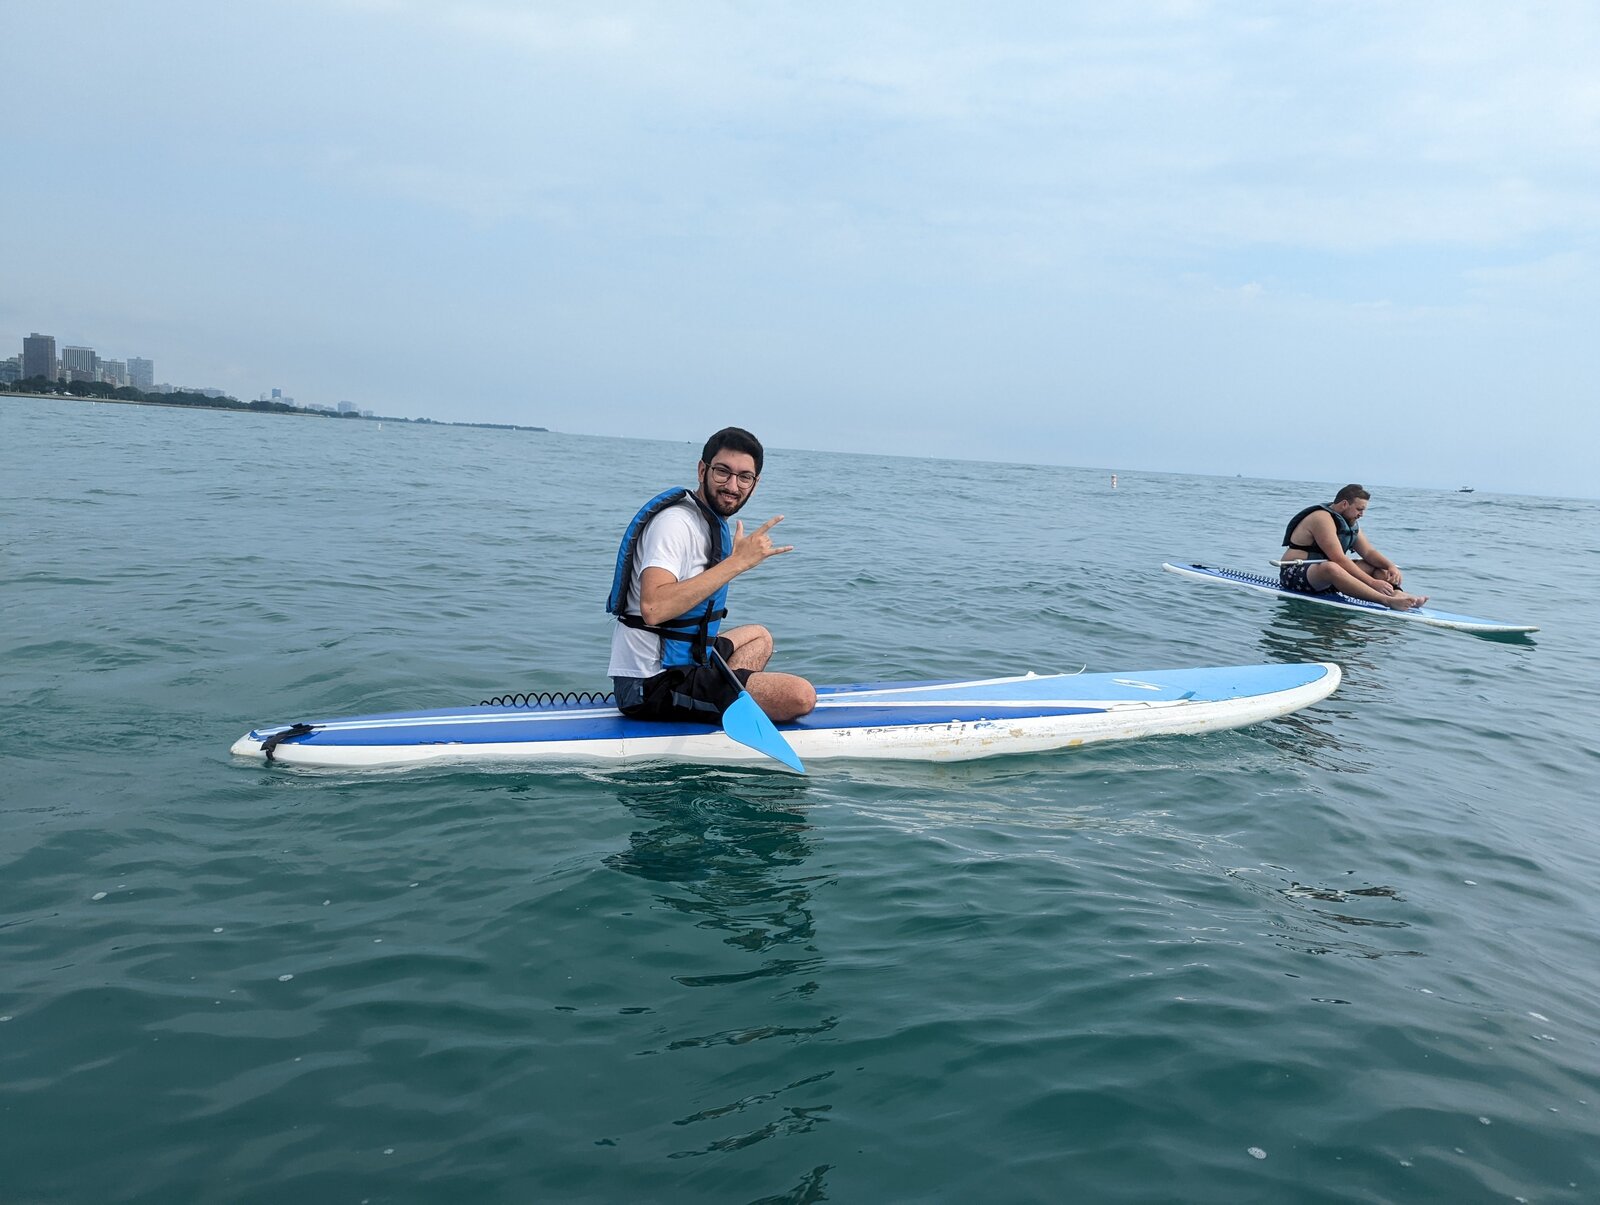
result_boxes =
[701,427,764,477]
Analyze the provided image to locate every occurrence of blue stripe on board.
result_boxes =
[269,702,1112,747]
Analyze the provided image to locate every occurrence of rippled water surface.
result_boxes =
[4,396,1599,1203]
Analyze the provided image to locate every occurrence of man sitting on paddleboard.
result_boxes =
[1279,484,1428,610]
[607,427,817,723]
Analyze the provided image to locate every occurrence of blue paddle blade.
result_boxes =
[721,690,805,773]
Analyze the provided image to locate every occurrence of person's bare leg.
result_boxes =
[746,671,817,722]
[720,624,773,672]
[718,625,815,719]
[1309,563,1428,610]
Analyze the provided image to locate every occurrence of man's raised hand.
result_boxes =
[733,516,795,567]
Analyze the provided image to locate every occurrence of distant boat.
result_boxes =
[1458,487,1475,493]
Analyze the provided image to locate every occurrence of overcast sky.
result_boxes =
[6,1,1598,497]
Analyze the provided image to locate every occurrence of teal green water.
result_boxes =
[4,396,1598,1203]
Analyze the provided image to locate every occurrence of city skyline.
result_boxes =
[5,328,317,408]
[10,331,158,391]
[4,328,555,427]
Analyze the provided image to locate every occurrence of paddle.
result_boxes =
[708,646,805,774]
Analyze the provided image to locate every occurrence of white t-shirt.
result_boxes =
[608,495,717,679]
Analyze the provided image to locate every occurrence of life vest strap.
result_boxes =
[618,609,729,664]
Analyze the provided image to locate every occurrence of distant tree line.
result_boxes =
[4,374,331,414]
[2,375,546,430]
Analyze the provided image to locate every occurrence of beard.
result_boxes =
[698,469,750,517]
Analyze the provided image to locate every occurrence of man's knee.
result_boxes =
[1306,564,1342,592]
[786,677,817,718]
[722,625,774,671]
[751,672,815,722]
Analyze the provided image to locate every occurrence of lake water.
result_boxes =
[4,395,1599,1203]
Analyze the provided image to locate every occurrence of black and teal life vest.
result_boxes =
[1283,504,1358,555]
[606,488,732,668]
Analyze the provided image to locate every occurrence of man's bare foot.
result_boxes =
[1384,592,1427,610]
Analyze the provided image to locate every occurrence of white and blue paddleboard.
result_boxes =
[1163,562,1538,635]
[230,662,1342,770]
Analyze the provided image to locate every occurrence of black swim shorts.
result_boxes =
[1278,560,1322,595]
[613,636,753,723]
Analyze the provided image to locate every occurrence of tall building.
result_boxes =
[62,345,99,383]
[23,333,56,380]
[0,356,22,384]
[104,360,128,386]
[128,357,154,390]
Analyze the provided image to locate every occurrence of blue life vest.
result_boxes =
[1283,504,1358,555]
[606,488,732,668]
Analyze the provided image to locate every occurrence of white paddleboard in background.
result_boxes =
[1163,562,1538,635]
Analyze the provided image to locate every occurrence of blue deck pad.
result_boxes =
[250,664,1333,750]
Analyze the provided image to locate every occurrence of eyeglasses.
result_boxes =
[707,463,758,487]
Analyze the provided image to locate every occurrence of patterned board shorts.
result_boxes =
[1278,560,1325,595]
[612,636,752,722]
